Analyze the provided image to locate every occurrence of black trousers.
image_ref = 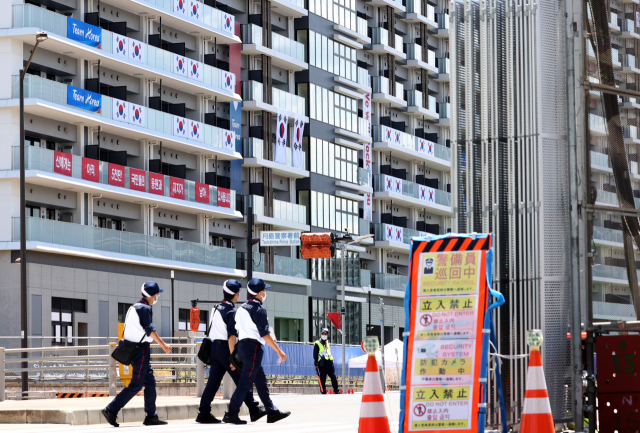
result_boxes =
[319,360,339,394]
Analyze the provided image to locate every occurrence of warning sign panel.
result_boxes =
[408,385,473,430]
[419,251,480,295]
[415,295,479,339]
[411,340,476,385]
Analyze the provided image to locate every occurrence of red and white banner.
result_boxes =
[363,93,371,135]
[108,163,125,187]
[364,141,372,184]
[195,182,210,204]
[217,187,231,208]
[149,172,164,195]
[364,192,372,222]
[170,177,185,199]
[82,158,99,182]
[54,151,72,177]
[129,168,146,192]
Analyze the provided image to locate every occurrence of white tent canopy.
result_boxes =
[348,338,404,369]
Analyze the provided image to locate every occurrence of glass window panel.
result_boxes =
[311,190,317,226]
[320,140,327,176]
[342,212,348,233]
[310,137,317,173]
[330,195,335,230]
[329,92,335,126]
[310,84,316,120]
[321,35,328,71]
[324,194,330,230]
[309,31,316,67]
[328,142,335,178]
[348,200,354,213]
[341,160,347,181]
[317,85,323,121]
[345,58,351,81]
[327,0,332,21]
[322,88,329,123]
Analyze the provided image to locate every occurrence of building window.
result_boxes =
[309,84,360,134]
[309,0,358,34]
[310,297,360,345]
[310,250,361,285]
[310,191,359,234]
[274,318,303,342]
[118,303,133,323]
[178,308,208,332]
[309,31,357,83]
[310,138,358,183]
[51,297,86,346]
[25,205,40,218]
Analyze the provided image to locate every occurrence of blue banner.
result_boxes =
[229,100,242,194]
[67,17,102,48]
[67,86,102,113]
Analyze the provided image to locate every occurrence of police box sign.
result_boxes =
[260,231,301,247]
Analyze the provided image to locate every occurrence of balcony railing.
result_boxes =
[357,17,368,38]
[242,81,306,114]
[357,67,370,87]
[590,151,610,169]
[592,264,629,282]
[593,226,623,245]
[372,76,404,98]
[593,301,637,321]
[358,167,371,186]
[623,54,636,68]
[373,273,408,291]
[242,24,306,63]
[612,47,621,65]
[622,18,637,32]
[371,28,404,51]
[437,57,450,74]
[625,125,638,140]
[245,195,308,225]
[242,137,308,170]
[406,44,436,67]
[359,218,371,236]
[437,13,449,30]
[13,217,237,269]
[275,255,309,279]
[438,102,451,119]
[589,113,606,133]
[406,90,437,112]
[373,174,451,207]
[372,125,451,162]
[13,74,238,154]
[13,5,236,94]
[13,146,237,210]
[406,0,435,20]
[374,223,438,245]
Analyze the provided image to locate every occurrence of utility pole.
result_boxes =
[247,206,254,280]
[379,297,386,392]
[340,241,346,395]
[368,285,372,335]
[170,270,175,336]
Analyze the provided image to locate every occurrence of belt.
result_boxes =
[213,339,228,342]
[240,338,261,345]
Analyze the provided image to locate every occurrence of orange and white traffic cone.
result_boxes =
[358,354,391,433]
[520,333,554,433]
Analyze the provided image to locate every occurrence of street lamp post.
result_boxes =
[339,233,373,394]
[20,30,48,399]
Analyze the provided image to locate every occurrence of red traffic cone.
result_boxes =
[520,347,554,433]
[358,354,391,433]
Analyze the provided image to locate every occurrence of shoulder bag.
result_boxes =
[197,304,219,366]
[111,307,145,365]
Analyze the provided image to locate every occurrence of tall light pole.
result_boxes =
[340,233,373,394]
[20,30,48,399]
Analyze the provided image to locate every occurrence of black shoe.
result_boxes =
[143,416,168,426]
[334,389,342,394]
[196,413,221,424]
[222,412,247,425]
[250,407,268,422]
[267,410,291,424]
[101,408,119,428]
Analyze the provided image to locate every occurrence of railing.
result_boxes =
[242,24,306,63]
[360,269,372,288]
[242,137,308,170]
[359,218,371,237]
[373,273,408,291]
[357,17,368,38]
[373,174,452,207]
[242,81,306,114]
[13,217,237,269]
[623,54,636,68]
[372,76,405,98]
[406,44,436,68]
[374,222,433,245]
[12,146,236,210]
[13,74,237,154]
[612,47,620,65]
[595,190,618,206]
[12,5,235,94]
[611,11,619,28]
[590,151,611,169]
[438,102,451,119]
[274,255,309,279]
[245,195,308,225]
[624,125,638,140]
[357,67,370,87]
[277,0,305,10]
[372,125,451,162]
[406,90,437,112]
[406,0,435,20]
[593,226,623,245]
[593,301,637,321]
[592,264,629,282]
[589,113,606,133]
[622,18,636,32]
[437,13,450,30]
[357,167,371,186]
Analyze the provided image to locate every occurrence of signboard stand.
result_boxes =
[399,233,507,433]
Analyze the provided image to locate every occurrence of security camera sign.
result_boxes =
[260,231,301,247]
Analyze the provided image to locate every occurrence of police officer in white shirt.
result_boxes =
[222,278,291,425]
[102,282,172,427]
[196,279,264,424]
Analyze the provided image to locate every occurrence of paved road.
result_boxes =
[0,392,402,433]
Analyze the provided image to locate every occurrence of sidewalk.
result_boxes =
[0,396,246,426]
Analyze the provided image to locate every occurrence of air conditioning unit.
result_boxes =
[179,231,183,240]
[230,240,235,248]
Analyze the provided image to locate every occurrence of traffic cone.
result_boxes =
[520,348,554,433]
[358,354,391,433]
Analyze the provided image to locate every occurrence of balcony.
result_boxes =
[373,174,452,214]
[373,223,438,251]
[12,74,241,160]
[250,252,309,279]
[373,273,408,292]
[335,167,373,195]
[592,264,630,285]
[590,151,612,173]
[372,76,407,108]
[433,13,450,37]
[242,24,307,71]
[405,90,438,118]
[12,217,240,275]
[435,57,450,81]
[589,113,606,136]
[12,146,240,217]
[245,195,309,231]
[12,5,239,101]
[621,54,640,74]
[271,0,308,18]
[363,0,406,13]
[242,81,308,120]
[334,66,372,94]
[620,19,640,39]
[404,0,437,27]
[438,102,451,123]
[593,226,623,247]
[610,12,621,32]
[332,16,370,45]
[593,301,637,322]
[372,125,451,169]
[620,95,640,109]
[368,28,406,60]
[242,137,309,178]
[403,44,438,73]
[624,125,640,144]
[612,47,622,68]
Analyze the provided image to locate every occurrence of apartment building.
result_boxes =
[0,0,451,347]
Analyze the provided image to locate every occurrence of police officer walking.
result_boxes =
[223,278,291,425]
[102,282,172,427]
[314,328,340,394]
[196,279,266,424]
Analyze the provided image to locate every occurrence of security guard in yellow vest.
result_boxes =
[313,328,340,394]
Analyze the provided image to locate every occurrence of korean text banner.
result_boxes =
[399,234,505,433]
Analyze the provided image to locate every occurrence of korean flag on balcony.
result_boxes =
[112,34,128,58]
[222,129,236,151]
[113,99,127,123]
[130,39,144,63]
[173,54,188,77]
[382,125,393,143]
[189,119,203,142]
[189,0,202,22]
[419,184,427,201]
[275,110,288,165]
[174,0,187,16]
[426,186,436,203]
[189,58,204,82]
[292,115,305,168]
[222,71,235,92]
[128,103,145,126]
[221,12,235,35]
[174,115,188,138]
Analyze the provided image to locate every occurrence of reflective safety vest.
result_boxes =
[315,340,334,361]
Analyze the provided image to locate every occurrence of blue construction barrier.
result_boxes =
[261,343,366,377]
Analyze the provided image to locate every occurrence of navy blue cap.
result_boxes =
[321,328,329,334]
[222,279,242,295]
[141,281,163,297]
[247,278,270,295]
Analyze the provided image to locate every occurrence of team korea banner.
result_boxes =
[149,172,164,195]
[129,168,146,192]
[275,110,288,165]
[292,115,305,168]
[108,163,125,187]
[54,151,72,177]
[170,177,185,199]
[82,158,99,182]
[195,182,210,203]
[399,234,506,433]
